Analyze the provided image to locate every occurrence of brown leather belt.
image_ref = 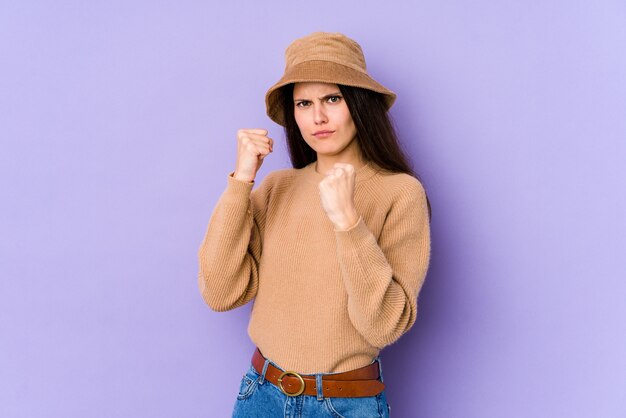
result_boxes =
[251,348,385,398]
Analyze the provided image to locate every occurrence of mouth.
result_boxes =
[313,130,335,138]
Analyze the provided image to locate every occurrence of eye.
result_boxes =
[327,95,342,104]
[295,100,311,108]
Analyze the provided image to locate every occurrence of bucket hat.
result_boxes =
[265,32,397,126]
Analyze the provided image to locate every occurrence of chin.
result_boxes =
[309,141,344,153]
[313,148,344,158]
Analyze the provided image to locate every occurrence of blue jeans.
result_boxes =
[232,357,391,417]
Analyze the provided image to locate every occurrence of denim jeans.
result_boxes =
[232,357,391,418]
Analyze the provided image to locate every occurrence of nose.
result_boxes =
[313,104,328,125]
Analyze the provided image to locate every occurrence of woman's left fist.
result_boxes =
[318,163,360,231]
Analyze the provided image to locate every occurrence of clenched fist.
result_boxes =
[233,128,274,182]
[318,163,360,231]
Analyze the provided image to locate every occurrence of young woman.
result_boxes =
[198,32,431,417]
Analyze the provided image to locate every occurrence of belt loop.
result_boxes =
[376,356,384,383]
[315,374,324,400]
[259,359,270,385]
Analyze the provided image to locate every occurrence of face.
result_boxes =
[292,82,360,163]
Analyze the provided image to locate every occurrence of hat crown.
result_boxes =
[285,32,368,74]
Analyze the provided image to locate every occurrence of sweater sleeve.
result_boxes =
[334,178,431,348]
[197,173,269,312]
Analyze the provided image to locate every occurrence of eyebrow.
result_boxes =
[293,92,342,102]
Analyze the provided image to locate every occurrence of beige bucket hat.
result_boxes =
[265,32,397,126]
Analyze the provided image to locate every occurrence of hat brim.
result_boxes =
[265,60,397,126]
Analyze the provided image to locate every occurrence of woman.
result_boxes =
[198,32,431,417]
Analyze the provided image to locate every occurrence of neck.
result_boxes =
[315,154,365,175]
[303,158,377,186]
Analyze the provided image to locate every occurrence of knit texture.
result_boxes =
[198,161,431,374]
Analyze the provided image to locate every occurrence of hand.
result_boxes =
[233,128,273,182]
[318,163,360,230]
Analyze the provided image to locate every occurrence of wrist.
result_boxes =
[333,211,360,231]
[233,171,255,182]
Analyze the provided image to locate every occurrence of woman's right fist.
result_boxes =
[233,128,273,182]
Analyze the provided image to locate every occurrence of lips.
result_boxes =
[313,130,335,137]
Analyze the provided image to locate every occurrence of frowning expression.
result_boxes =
[292,82,359,161]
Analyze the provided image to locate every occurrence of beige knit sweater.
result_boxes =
[198,161,431,374]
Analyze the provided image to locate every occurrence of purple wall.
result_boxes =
[1,1,625,417]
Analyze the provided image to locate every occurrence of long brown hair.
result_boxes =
[280,83,432,220]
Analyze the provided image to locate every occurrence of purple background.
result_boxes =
[1,1,625,417]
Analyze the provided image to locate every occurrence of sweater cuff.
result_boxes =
[334,216,392,294]
[224,171,254,196]
[332,215,363,233]
[334,216,371,242]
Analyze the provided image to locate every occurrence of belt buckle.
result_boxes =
[277,370,305,397]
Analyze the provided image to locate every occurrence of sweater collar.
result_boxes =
[302,160,379,185]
